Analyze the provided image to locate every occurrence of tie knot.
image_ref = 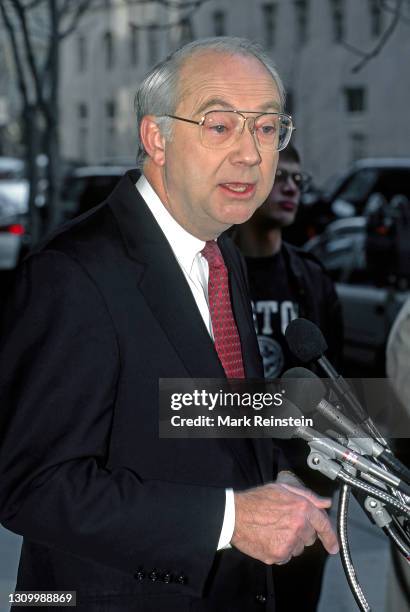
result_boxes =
[201,240,225,268]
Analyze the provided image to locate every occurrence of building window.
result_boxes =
[77,35,87,72]
[350,133,367,162]
[78,103,88,120]
[330,0,345,42]
[77,103,88,160]
[130,25,139,66]
[262,3,277,49]
[104,100,116,157]
[179,16,194,45]
[147,27,159,65]
[344,87,366,112]
[213,10,225,36]
[368,0,383,37]
[103,31,114,69]
[285,90,294,115]
[294,0,309,45]
[105,100,116,120]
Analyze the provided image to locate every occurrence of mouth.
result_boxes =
[219,183,256,198]
[278,200,297,212]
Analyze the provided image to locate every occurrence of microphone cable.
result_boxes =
[337,469,410,519]
[383,524,410,561]
[338,484,372,612]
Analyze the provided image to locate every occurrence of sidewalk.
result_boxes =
[0,527,21,612]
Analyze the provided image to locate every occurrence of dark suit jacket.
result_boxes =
[0,171,280,611]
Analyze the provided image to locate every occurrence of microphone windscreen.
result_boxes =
[261,397,306,438]
[282,367,325,415]
[285,318,328,363]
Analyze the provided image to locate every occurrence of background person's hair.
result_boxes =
[279,142,300,165]
[134,36,286,168]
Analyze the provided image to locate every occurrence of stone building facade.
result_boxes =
[59,0,410,183]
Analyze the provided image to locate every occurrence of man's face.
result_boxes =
[254,159,302,228]
[152,51,281,240]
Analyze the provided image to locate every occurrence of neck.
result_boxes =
[142,164,222,241]
[236,223,282,257]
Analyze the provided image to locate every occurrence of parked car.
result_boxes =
[288,158,410,244]
[326,157,410,219]
[0,179,30,270]
[61,163,138,220]
[0,159,141,275]
[0,157,25,181]
[305,215,409,375]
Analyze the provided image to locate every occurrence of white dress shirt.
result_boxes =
[136,175,234,550]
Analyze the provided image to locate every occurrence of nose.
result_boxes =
[229,119,262,166]
[281,175,299,193]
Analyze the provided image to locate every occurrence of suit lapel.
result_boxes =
[108,171,225,379]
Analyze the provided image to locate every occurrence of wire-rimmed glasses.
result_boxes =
[163,109,294,152]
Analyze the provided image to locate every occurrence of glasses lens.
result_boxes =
[200,111,293,151]
[201,111,239,148]
[254,113,293,151]
[277,114,293,152]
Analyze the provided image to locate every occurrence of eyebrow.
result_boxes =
[195,98,282,116]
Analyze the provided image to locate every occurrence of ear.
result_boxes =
[139,115,166,166]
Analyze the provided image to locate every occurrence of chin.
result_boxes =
[271,212,296,227]
[217,205,256,228]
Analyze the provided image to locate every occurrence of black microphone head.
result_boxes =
[285,318,328,363]
[281,367,326,416]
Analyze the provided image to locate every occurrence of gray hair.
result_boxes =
[134,36,285,168]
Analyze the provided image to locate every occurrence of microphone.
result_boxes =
[277,398,410,495]
[281,367,385,459]
[285,319,410,484]
[287,419,410,496]
[285,318,385,442]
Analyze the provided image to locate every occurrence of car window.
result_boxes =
[337,169,379,204]
[372,169,410,200]
[77,176,122,214]
[0,164,25,180]
[306,221,368,284]
[61,177,88,216]
[336,168,410,207]
[61,175,122,218]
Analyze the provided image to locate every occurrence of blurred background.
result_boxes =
[0,0,409,609]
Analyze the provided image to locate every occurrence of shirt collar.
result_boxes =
[136,174,205,274]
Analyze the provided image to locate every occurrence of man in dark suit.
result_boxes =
[0,37,338,611]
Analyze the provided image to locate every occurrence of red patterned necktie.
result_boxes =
[201,241,245,378]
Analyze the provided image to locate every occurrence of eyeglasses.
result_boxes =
[163,110,294,152]
[275,168,311,191]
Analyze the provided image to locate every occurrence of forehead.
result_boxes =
[278,159,301,171]
[176,51,281,115]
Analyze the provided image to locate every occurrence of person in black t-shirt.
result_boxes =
[234,144,344,612]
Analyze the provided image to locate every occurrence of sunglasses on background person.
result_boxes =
[275,168,312,192]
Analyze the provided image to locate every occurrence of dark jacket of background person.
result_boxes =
[279,241,343,368]
[0,171,282,612]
